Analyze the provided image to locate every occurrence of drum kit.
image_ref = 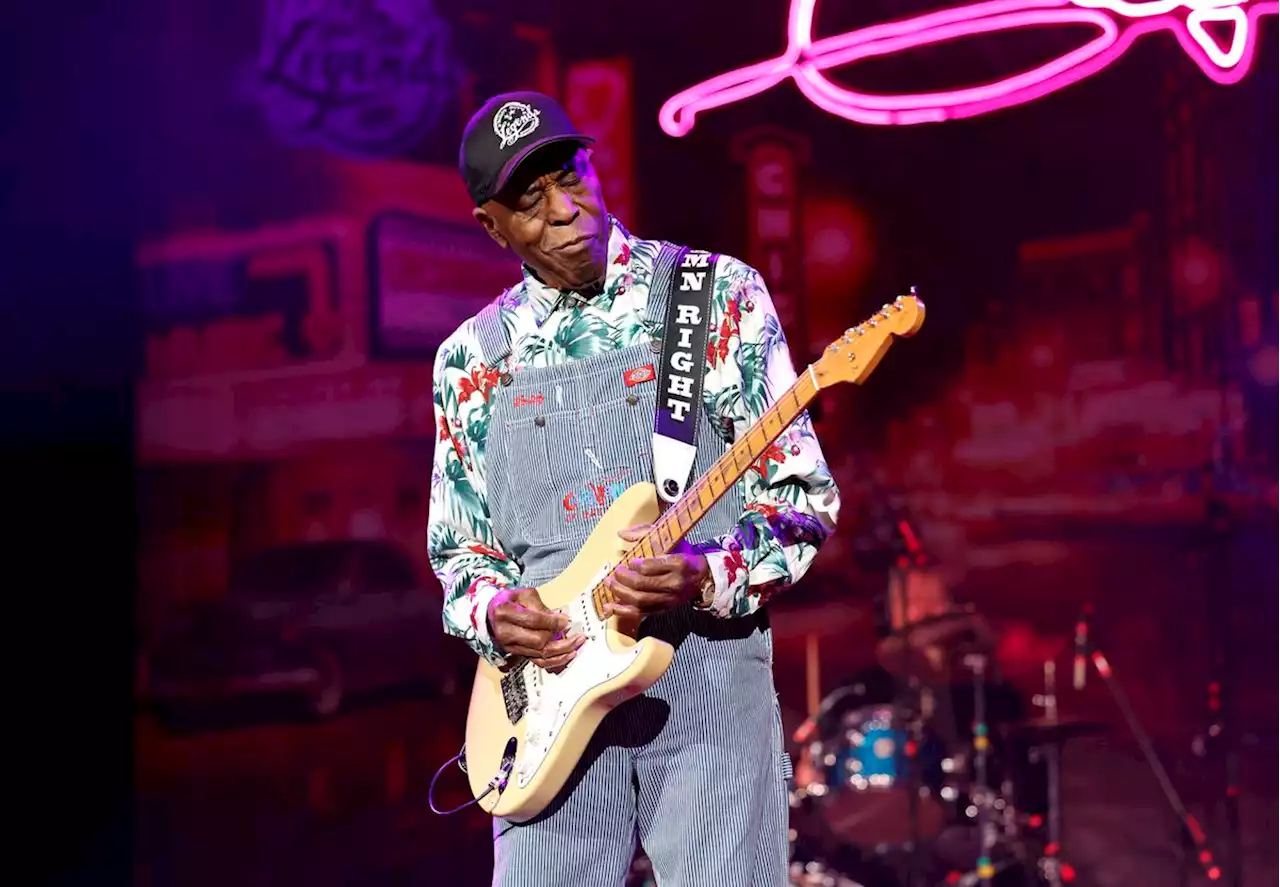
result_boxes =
[620,571,1236,887]
[625,591,1111,887]
[785,603,1108,887]
[623,488,1244,887]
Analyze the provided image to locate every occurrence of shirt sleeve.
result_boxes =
[428,332,522,667]
[692,258,840,617]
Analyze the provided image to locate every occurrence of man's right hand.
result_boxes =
[487,587,585,671]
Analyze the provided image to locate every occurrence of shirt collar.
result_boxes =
[521,216,636,326]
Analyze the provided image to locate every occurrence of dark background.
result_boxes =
[3,0,1276,884]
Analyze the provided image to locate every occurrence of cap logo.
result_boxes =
[492,101,541,149]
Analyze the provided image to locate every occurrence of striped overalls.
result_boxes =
[473,263,791,887]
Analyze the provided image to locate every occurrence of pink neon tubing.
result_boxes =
[658,0,1278,133]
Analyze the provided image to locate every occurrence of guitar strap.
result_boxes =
[649,245,718,504]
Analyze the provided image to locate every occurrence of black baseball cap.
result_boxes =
[458,91,595,206]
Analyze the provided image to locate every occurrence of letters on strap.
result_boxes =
[652,248,718,504]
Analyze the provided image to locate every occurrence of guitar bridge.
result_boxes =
[500,666,528,724]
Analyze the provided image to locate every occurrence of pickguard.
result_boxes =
[513,566,640,788]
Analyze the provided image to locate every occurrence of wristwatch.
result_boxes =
[692,569,717,610]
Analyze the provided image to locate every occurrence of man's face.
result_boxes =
[473,144,609,292]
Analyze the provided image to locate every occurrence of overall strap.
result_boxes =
[645,242,687,327]
[651,246,718,504]
[473,297,513,369]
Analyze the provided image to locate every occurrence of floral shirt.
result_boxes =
[429,217,840,666]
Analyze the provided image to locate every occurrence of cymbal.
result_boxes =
[1003,717,1109,743]
[884,607,995,646]
[876,610,996,680]
[875,640,982,683]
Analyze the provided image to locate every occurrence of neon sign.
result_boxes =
[658,0,1277,133]
[257,0,457,158]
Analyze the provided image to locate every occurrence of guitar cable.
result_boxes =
[428,745,508,816]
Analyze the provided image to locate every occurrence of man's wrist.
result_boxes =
[471,581,509,656]
[689,553,717,609]
[688,541,754,616]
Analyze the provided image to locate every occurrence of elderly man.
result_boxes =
[428,91,840,886]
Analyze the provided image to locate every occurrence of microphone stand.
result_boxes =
[1201,442,1243,887]
[1080,614,1225,883]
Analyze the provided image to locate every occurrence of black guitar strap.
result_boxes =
[650,246,718,504]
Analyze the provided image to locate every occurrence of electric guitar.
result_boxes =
[463,293,926,821]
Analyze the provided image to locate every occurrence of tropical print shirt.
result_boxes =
[429,217,840,666]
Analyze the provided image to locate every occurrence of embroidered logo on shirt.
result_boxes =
[512,393,544,408]
[623,364,655,387]
[563,468,632,523]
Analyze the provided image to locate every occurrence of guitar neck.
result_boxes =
[592,367,820,615]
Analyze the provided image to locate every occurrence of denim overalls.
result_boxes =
[473,246,790,886]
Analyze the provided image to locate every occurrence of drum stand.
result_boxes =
[1035,660,1069,887]
[889,564,928,887]
[883,518,935,887]
[964,650,998,887]
[954,646,1042,887]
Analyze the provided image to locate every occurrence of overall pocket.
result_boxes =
[501,408,589,547]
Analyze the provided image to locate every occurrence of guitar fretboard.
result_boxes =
[590,368,820,618]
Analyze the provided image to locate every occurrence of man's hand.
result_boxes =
[487,588,584,671]
[603,525,712,621]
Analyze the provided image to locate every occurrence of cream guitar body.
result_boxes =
[461,294,926,823]
[464,482,672,821]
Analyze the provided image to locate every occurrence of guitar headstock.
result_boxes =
[810,291,926,388]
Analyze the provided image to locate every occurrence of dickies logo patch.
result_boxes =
[623,364,655,387]
[512,393,544,408]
